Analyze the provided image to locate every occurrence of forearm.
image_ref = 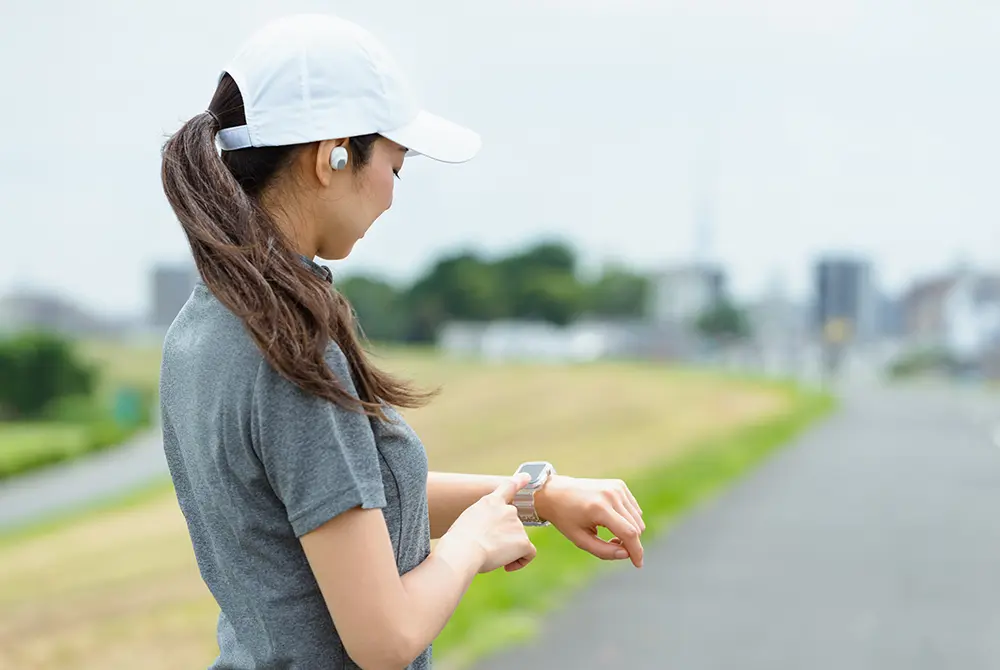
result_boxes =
[395,534,483,661]
[388,539,483,663]
[427,471,507,539]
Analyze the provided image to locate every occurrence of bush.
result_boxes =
[886,347,957,379]
[0,331,97,419]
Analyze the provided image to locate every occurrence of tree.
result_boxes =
[694,299,751,342]
[0,331,97,419]
[336,240,649,342]
[407,252,509,321]
[402,252,510,341]
[584,266,650,318]
[336,275,407,343]
[495,241,585,324]
[498,240,577,276]
[402,242,586,339]
[505,269,584,326]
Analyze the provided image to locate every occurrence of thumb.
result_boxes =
[491,473,531,503]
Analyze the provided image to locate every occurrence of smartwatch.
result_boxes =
[512,461,556,526]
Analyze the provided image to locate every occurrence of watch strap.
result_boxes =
[513,489,546,525]
[512,462,555,526]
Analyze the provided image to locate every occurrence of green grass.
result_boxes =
[0,415,145,480]
[0,422,91,471]
[0,340,158,480]
[432,386,835,668]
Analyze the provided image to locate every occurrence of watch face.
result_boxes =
[518,462,548,484]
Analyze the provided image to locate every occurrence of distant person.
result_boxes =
[159,14,645,670]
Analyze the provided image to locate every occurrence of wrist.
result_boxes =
[532,474,566,524]
[434,532,485,577]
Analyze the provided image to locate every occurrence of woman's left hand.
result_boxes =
[534,475,645,568]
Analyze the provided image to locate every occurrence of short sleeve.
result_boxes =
[251,344,386,538]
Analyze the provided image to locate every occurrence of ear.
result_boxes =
[314,138,350,186]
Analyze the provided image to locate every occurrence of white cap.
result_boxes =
[216,14,481,164]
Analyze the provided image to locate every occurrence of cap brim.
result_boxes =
[381,110,481,164]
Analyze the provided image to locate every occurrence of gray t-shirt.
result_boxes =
[159,272,432,669]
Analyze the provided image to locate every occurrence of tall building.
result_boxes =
[150,263,199,329]
[813,255,878,344]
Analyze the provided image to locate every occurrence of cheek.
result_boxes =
[374,169,396,211]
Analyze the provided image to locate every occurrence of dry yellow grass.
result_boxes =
[0,348,792,669]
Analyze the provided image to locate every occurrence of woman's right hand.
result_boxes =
[441,473,537,574]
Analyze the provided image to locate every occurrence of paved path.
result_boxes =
[476,384,1000,670]
[0,428,167,533]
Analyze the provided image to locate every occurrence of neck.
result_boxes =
[261,190,318,258]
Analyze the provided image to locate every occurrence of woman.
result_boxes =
[159,13,645,670]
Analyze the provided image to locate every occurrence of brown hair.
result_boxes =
[160,74,433,418]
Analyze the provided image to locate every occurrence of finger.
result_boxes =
[507,541,537,571]
[622,484,644,517]
[619,494,645,534]
[567,528,632,561]
[600,508,644,568]
[504,557,529,572]
[607,495,642,537]
[611,500,645,553]
[491,473,531,504]
[504,543,537,572]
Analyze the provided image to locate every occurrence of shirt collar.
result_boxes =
[298,254,333,284]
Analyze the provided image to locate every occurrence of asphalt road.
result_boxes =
[0,428,167,533]
[475,383,1000,670]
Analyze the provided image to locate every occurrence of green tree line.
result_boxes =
[337,240,651,343]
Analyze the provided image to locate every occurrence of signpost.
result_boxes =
[822,317,852,383]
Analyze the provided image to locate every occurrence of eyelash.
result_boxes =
[393,169,401,180]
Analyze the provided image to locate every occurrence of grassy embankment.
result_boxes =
[0,344,834,670]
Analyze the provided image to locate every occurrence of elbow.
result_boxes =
[344,628,423,670]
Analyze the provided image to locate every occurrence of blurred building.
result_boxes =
[982,343,1000,380]
[150,263,199,329]
[647,262,727,326]
[0,291,118,338]
[746,273,811,377]
[902,274,956,346]
[903,268,1000,362]
[875,292,906,339]
[813,255,879,344]
[438,319,659,363]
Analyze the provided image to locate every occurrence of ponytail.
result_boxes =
[160,77,433,418]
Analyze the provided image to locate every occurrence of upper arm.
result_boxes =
[251,346,385,537]
[299,507,414,669]
[251,347,412,667]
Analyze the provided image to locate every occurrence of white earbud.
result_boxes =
[329,146,349,171]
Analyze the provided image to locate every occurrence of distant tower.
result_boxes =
[693,191,714,266]
[692,122,718,266]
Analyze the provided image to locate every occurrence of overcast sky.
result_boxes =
[1,0,997,317]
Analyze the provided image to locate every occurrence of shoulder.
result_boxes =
[250,336,357,399]
[163,282,264,363]
[161,281,365,416]
[160,283,266,397]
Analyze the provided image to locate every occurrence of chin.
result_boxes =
[319,241,360,261]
